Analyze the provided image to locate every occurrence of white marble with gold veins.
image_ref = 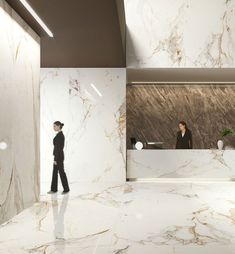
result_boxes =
[0,0,40,224]
[0,182,235,253]
[127,149,235,179]
[125,0,235,67]
[40,68,126,193]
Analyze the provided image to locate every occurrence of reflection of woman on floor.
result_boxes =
[51,193,69,241]
[48,121,70,194]
[176,121,193,149]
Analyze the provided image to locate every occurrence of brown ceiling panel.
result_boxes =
[127,68,235,83]
[6,0,126,67]
[115,0,126,57]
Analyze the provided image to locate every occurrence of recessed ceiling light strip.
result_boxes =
[18,0,53,37]
[129,81,235,84]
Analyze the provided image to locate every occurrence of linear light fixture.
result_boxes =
[127,178,235,183]
[129,81,235,84]
[90,83,102,97]
[18,0,53,37]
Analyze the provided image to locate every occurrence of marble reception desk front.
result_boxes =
[127,150,235,180]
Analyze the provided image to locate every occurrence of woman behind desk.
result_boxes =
[176,121,193,149]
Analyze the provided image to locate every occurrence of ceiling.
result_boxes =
[6,0,126,67]
[127,68,235,83]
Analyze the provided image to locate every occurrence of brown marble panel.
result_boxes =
[127,84,235,149]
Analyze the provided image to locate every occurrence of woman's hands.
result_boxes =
[54,161,57,165]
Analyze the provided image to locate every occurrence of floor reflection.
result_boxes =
[1,183,235,254]
[51,193,69,253]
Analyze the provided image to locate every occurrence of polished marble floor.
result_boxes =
[1,182,235,253]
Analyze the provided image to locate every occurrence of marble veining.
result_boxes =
[125,0,235,67]
[1,182,235,253]
[127,84,235,149]
[0,0,40,224]
[40,68,126,193]
[127,149,235,179]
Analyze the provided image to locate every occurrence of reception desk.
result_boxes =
[127,149,235,180]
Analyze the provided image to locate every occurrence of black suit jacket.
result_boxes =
[53,131,65,161]
[176,129,193,149]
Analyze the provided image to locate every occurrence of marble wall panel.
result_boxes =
[0,0,40,224]
[40,68,126,192]
[125,0,235,67]
[127,84,235,149]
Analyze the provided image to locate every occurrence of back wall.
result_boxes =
[127,84,235,149]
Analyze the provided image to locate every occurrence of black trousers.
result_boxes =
[51,160,70,192]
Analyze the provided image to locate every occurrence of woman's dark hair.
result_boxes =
[54,121,64,129]
[179,121,188,130]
